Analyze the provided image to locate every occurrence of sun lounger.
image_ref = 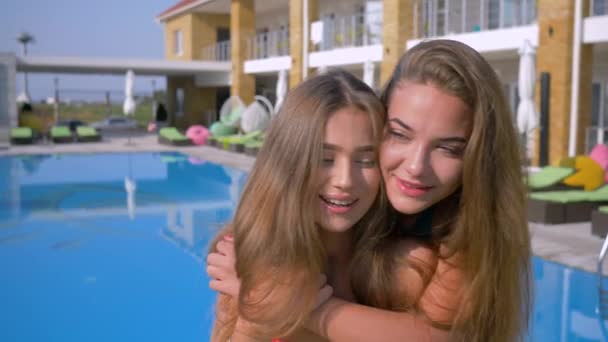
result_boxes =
[158,127,192,146]
[215,130,263,153]
[526,166,576,191]
[527,185,608,224]
[51,126,73,143]
[592,206,608,237]
[76,126,101,142]
[10,127,34,145]
[244,139,263,156]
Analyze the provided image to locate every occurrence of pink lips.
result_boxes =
[396,178,433,198]
[325,204,352,214]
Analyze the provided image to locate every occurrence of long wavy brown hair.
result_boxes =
[212,69,388,341]
[351,39,532,341]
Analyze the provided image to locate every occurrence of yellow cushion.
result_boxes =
[563,156,605,191]
[558,157,576,168]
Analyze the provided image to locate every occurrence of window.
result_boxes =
[0,65,7,126]
[176,88,185,117]
[587,83,607,151]
[174,30,183,56]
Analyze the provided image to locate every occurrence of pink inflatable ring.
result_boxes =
[186,125,210,145]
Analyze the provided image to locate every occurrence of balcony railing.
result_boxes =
[592,0,608,16]
[201,40,231,61]
[413,0,537,39]
[247,29,290,60]
[316,11,383,51]
[586,126,608,153]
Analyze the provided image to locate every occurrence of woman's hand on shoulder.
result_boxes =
[207,234,240,298]
[417,247,465,327]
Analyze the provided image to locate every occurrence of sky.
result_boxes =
[1,0,175,102]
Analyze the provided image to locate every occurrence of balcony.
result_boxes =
[201,40,231,62]
[592,0,608,16]
[315,11,383,52]
[247,29,290,60]
[413,0,537,39]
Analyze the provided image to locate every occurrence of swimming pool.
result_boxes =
[0,152,607,341]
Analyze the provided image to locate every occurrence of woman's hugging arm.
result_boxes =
[306,241,465,341]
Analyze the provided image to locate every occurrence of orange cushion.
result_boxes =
[563,156,604,191]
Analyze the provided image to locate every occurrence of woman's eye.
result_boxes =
[389,130,410,141]
[356,159,377,167]
[439,145,464,157]
[322,157,334,164]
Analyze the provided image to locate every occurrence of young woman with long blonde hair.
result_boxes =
[209,40,532,341]
[209,69,388,341]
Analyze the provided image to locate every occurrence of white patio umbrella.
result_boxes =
[363,59,375,89]
[275,69,287,112]
[16,92,30,104]
[123,70,137,145]
[516,40,538,159]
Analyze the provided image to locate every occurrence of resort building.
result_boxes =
[155,0,608,165]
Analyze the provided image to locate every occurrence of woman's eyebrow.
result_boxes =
[387,118,412,131]
[438,137,467,144]
[388,118,467,143]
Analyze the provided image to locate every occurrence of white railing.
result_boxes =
[592,0,608,16]
[316,11,383,51]
[413,0,537,39]
[585,126,608,153]
[247,29,290,60]
[201,40,231,61]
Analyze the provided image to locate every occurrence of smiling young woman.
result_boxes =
[208,69,387,342]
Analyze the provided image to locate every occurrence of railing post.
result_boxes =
[499,0,504,28]
[445,0,450,35]
[462,0,466,34]
[480,0,485,30]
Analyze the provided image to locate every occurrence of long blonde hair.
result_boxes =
[213,70,387,341]
[352,40,532,341]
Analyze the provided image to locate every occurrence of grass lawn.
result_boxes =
[21,100,159,133]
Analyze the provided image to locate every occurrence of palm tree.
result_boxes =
[17,32,35,101]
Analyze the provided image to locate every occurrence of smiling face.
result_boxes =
[316,106,381,233]
[381,81,472,215]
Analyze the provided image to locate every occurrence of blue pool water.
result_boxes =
[0,152,607,341]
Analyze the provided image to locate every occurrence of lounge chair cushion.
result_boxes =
[210,122,237,137]
[527,167,573,189]
[216,130,263,149]
[159,127,189,142]
[51,126,71,138]
[11,127,32,138]
[244,140,263,149]
[76,126,99,137]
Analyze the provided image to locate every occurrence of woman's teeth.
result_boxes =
[321,196,356,207]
